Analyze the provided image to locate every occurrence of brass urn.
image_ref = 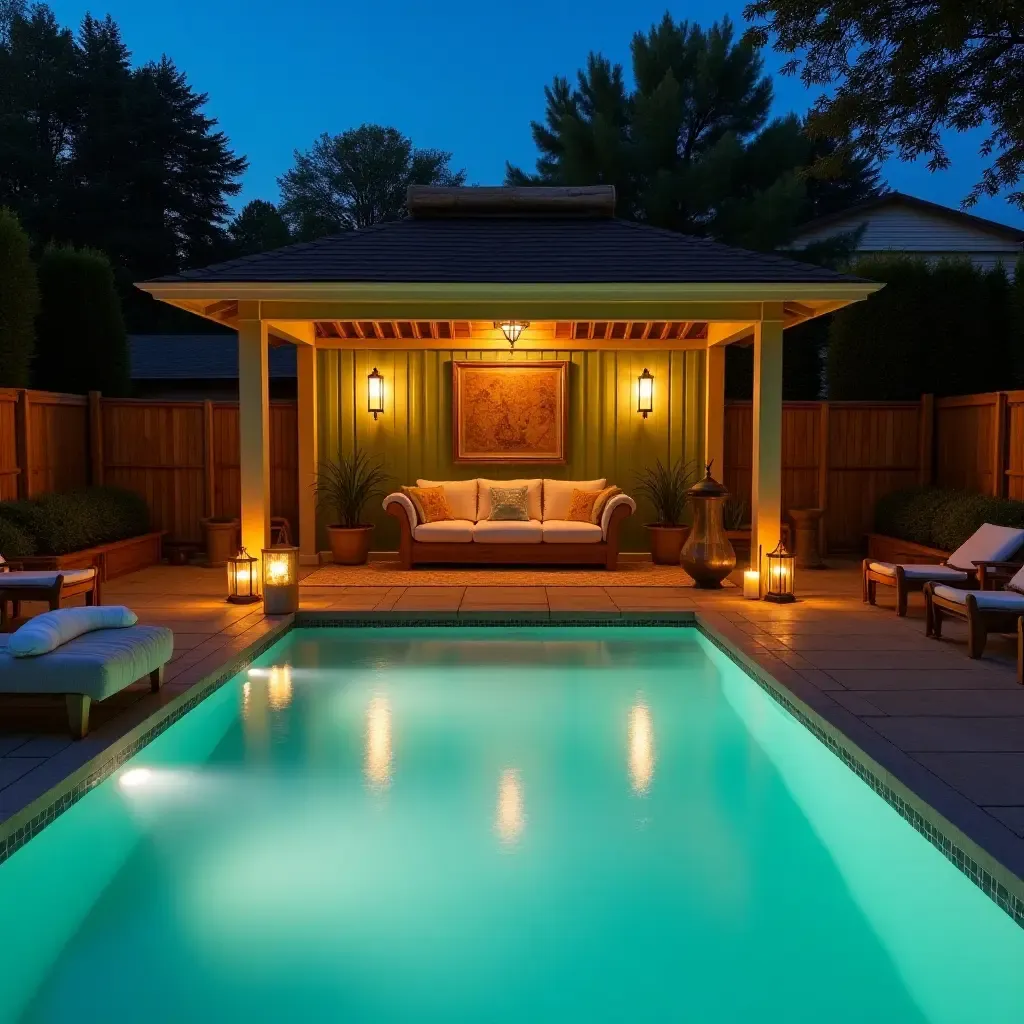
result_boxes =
[680,462,736,588]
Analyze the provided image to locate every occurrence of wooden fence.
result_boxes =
[1,386,1021,553]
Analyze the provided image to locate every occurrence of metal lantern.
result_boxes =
[262,545,299,614]
[494,320,529,348]
[637,368,654,418]
[764,540,796,603]
[367,367,384,420]
[679,461,736,588]
[226,547,259,604]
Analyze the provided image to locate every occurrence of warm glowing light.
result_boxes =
[120,767,153,789]
[364,695,393,790]
[267,665,293,710]
[494,320,529,348]
[637,367,654,418]
[628,701,655,795]
[265,555,290,585]
[495,768,525,845]
[226,547,259,604]
[367,367,384,419]
[743,569,761,600]
[764,540,796,603]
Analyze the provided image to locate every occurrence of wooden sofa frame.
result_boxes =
[385,501,633,570]
[862,558,1017,617]
[924,581,1024,676]
[0,569,101,631]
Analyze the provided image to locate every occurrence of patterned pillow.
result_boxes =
[402,485,454,524]
[488,485,530,521]
[590,485,622,524]
[565,488,602,523]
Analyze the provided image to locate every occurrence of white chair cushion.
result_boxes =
[416,479,478,522]
[1008,564,1024,595]
[600,493,636,539]
[868,562,969,581]
[947,524,1024,571]
[472,520,542,544]
[383,493,417,532]
[542,520,602,544]
[0,568,97,588]
[8,606,137,658]
[413,520,475,543]
[542,479,607,521]
[932,584,1024,611]
[477,479,542,522]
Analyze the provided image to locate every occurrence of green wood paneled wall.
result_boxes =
[317,348,705,550]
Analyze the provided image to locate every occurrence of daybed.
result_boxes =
[384,477,636,570]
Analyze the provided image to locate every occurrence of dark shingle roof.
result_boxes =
[129,335,297,379]
[152,217,863,285]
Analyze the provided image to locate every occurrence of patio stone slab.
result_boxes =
[866,716,1024,752]
[987,807,1024,838]
[825,669,1022,691]
[840,688,1024,717]
[913,753,1024,806]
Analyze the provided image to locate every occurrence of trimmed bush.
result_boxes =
[0,207,38,387]
[0,516,35,559]
[874,486,1024,552]
[0,487,149,556]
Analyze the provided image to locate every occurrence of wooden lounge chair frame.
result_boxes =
[924,580,1024,667]
[0,568,101,631]
[863,558,1019,617]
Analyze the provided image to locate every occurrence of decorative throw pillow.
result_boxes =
[590,485,622,525]
[8,605,138,658]
[565,489,602,523]
[488,486,530,521]
[402,485,453,524]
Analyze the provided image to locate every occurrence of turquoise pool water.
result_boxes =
[1,626,1022,1022]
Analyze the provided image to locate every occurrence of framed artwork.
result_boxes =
[452,361,568,463]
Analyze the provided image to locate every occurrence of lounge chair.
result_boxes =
[0,568,100,630]
[0,610,173,737]
[862,524,1024,616]
[924,565,1024,670]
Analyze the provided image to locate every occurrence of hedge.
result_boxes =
[874,486,1024,552]
[0,487,150,556]
[0,516,35,559]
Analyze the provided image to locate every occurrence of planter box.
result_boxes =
[15,532,165,582]
[866,533,949,565]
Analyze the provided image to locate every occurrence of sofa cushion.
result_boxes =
[403,485,453,524]
[477,478,542,521]
[543,479,606,521]
[413,520,475,543]
[590,486,622,524]
[565,488,603,522]
[487,485,530,521]
[473,519,543,544]
[542,520,603,544]
[416,479,478,521]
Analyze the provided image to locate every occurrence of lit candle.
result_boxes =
[743,569,760,599]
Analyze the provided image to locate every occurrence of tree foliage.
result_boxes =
[228,199,292,257]
[745,0,1024,210]
[508,14,882,249]
[0,206,37,386]
[279,124,466,240]
[34,244,129,395]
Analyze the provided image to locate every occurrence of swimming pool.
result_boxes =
[1,626,1021,1022]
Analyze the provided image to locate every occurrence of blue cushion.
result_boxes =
[8,606,138,658]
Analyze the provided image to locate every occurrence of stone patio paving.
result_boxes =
[2,559,1023,888]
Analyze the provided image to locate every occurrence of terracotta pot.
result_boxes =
[327,524,374,565]
[647,524,689,565]
[203,518,238,567]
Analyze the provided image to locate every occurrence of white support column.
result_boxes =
[237,315,271,567]
[751,314,784,587]
[297,343,319,565]
[703,345,725,478]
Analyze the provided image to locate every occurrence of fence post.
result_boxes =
[203,400,216,519]
[817,401,829,555]
[917,393,934,486]
[992,391,1008,498]
[15,389,32,500]
[88,391,104,486]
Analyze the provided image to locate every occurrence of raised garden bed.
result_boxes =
[866,533,949,565]
[13,532,165,581]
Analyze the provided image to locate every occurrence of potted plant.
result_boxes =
[315,446,390,565]
[202,516,239,567]
[634,458,700,564]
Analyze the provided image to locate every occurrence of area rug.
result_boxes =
[301,561,731,588]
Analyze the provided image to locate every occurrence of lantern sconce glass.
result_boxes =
[494,321,529,349]
[262,545,299,614]
[764,540,796,603]
[637,368,654,418]
[367,367,384,420]
[226,547,260,605]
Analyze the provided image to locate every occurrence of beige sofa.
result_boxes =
[383,478,636,569]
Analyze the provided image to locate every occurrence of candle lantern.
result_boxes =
[226,547,259,604]
[262,545,299,614]
[764,540,796,603]
[679,461,736,588]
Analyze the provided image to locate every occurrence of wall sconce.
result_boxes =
[226,547,259,604]
[367,367,384,420]
[494,321,529,349]
[262,545,299,614]
[637,367,654,418]
[764,540,796,603]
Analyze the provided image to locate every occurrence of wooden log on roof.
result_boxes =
[406,185,616,218]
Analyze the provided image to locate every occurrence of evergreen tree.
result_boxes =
[0,207,37,386]
[228,200,292,256]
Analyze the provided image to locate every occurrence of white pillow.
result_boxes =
[416,479,478,521]
[8,605,138,658]
[947,523,1024,571]
[542,479,607,521]
[1008,564,1024,595]
[477,478,542,521]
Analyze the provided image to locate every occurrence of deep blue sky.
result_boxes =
[50,0,1024,228]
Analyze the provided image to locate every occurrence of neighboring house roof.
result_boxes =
[150,216,864,286]
[791,191,1024,247]
[129,335,297,380]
